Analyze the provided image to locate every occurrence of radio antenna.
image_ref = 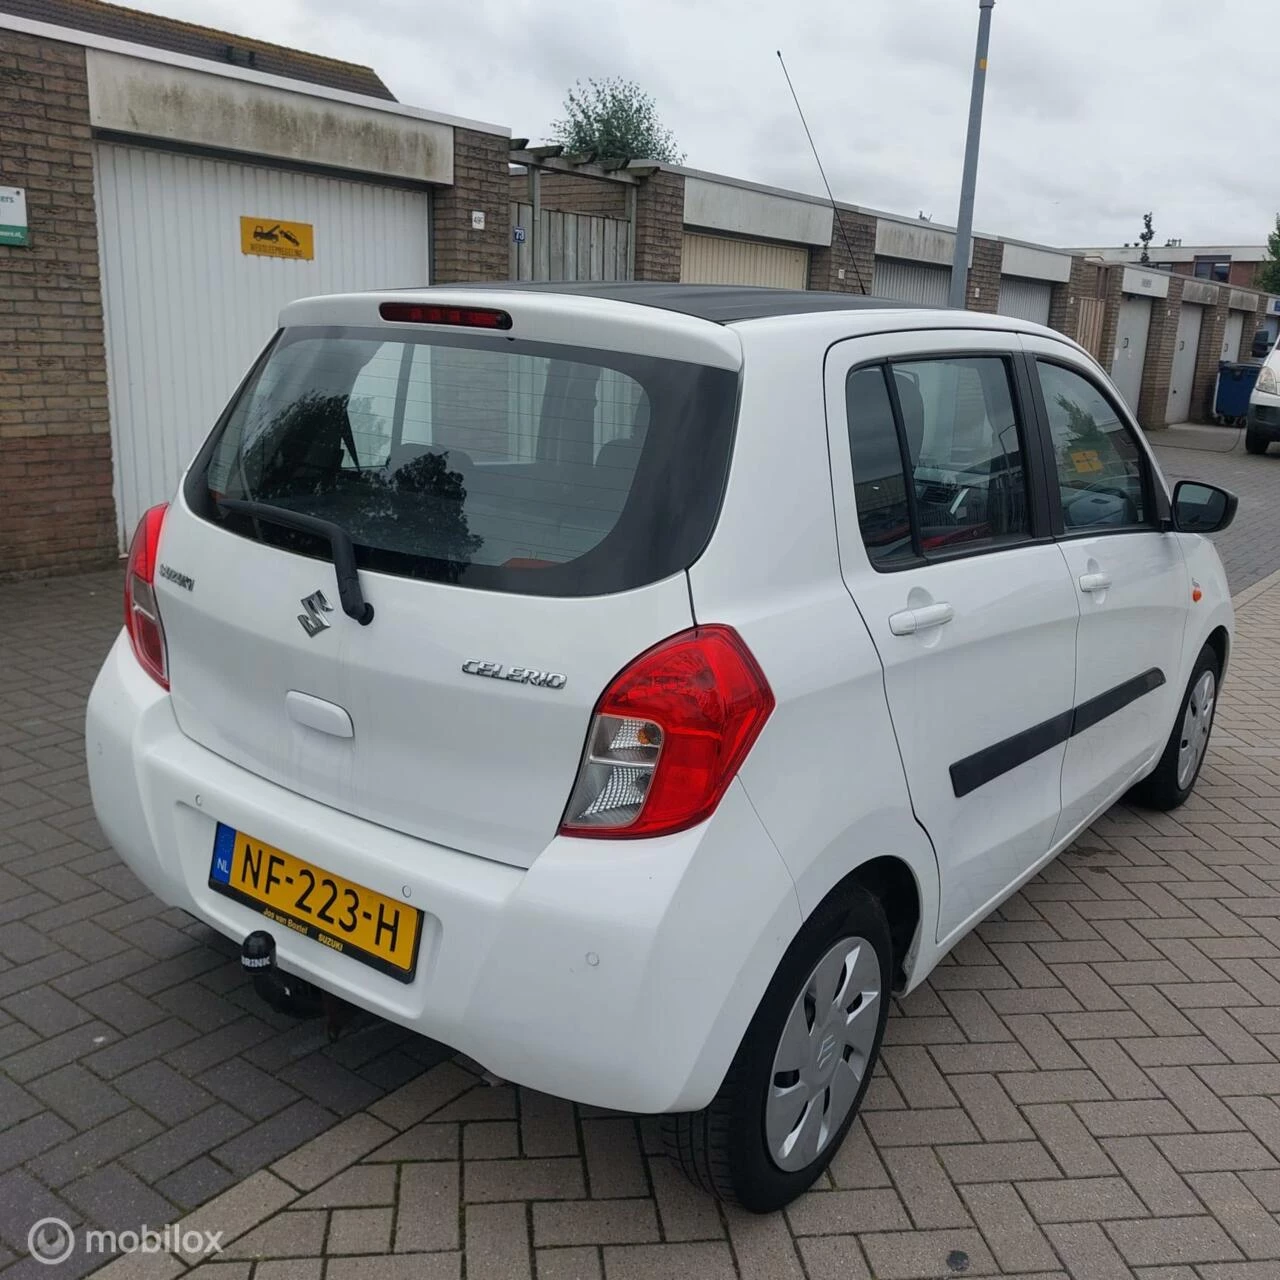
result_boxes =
[777,49,867,294]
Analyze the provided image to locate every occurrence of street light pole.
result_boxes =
[948,0,996,310]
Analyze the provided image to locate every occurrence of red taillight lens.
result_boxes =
[378,302,513,329]
[124,503,169,689]
[560,626,775,839]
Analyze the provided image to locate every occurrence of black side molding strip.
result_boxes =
[1071,667,1166,736]
[949,667,1166,799]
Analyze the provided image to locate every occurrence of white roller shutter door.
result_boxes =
[680,232,809,288]
[873,258,952,306]
[95,141,431,544]
[997,276,1053,325]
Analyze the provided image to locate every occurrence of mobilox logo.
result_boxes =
[28,1218,223,1265]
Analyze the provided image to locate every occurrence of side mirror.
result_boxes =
[1172,480,1237,534]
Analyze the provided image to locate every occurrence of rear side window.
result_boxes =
[844,354,1032,568]
[189,328,738,596]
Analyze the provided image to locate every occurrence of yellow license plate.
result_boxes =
[209,824,422,981]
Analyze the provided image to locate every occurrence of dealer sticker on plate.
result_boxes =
[209,824,422,981]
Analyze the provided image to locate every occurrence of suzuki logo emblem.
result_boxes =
[298,590,333,637]
[816,1032,838,1072]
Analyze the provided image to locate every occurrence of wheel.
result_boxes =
[1245,428,1268,455]
[662,884,892,1212]
[1130,645,1220,811]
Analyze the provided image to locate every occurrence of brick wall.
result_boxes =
[1135,275,1184,430]
[511,171,627,219]
[1047,257,1099,343]
[1098,265,1125,378]
[808,209,876,294]
[1229,260,1261,288]
[431,128,511,284]
[0,29,116,580]
[964,237,1002,314]
[1190,287,1229,421]
[632,169,683,282]
[1240,298,1269,360]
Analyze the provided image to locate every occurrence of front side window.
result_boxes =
[1037,361,1148,531]
[844,353,1032,567]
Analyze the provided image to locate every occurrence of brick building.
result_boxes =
[1,0,509,579]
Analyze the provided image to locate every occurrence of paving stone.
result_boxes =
[62,1163,177,1234]
[858,1229,997,1279]
[879,1147,971,1229]
[601,1242,737,1280]
[214,1100,338,1179]
[534,1247,602,1280]
[1018,1176,1150,1223]
[328,1257,459,1280]
[1105,1215,1244,1267]
[27,1063,129,1130]
[394,1162,459,1252]
[124,1104,253,1182]
[294,1164,397,1208]
[155,1156,239,1210]
[0,1110,74,1173]
[328,1206,394,1255]
[267,1110,392,1190]
[220,1210,328,1259]
[960,1181,1060,1272]
[466,1156,585,1204]
[463,1202,531,1280]
[785,1187,911,1236]
[115,1060,216,1125]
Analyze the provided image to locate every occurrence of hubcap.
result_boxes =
[1176,669,1216,790]
[765,936,881,1172]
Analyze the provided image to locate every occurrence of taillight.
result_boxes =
[124,503,170,689]
[1257,364,1279,396]
[560,626,774,839]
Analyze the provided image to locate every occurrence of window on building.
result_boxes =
[1193,257,1230,282]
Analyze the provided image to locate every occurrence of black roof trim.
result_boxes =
[440,281,926,324]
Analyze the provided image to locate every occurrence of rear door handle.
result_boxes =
[1079,572,1112,593]
[889,602,954,636]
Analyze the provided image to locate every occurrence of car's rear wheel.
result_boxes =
[1130,644,1220,811]
[1245,428,1269,455]
[662,884,892,1212]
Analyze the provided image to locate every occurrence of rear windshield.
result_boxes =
[185,326,739,596]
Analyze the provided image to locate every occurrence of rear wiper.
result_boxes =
[217,499,375,626]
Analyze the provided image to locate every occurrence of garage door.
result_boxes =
[873,258,951,306]
[997,276,1053,326]
[1166,303,1203,425]
[95,142,431,544]
[1222,311,1245,361]
[1111,297,1152,414]
[680,232,808,288]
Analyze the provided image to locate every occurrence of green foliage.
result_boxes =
[551,78,684,164]
[1138,212,1155,265]
[1257,214,1280,294]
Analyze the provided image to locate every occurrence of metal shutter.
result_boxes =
[95,141,431,545]
[680,232,808,288]
[997,276,1053,325]
[872,258,952,306]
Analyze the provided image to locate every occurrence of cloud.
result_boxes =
[143,0,1280,249]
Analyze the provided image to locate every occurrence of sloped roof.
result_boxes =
[2,0,396,99]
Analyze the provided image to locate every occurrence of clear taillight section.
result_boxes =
[124,503,170,689]
[1257,364,1279,396]
[560,625,774,839]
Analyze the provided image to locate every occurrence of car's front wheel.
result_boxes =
[1130,643,1220,811]
[662,884,892,1212]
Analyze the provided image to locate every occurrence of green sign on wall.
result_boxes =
[0,186,28,247]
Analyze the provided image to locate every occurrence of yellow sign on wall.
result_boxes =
[240,217,314,260]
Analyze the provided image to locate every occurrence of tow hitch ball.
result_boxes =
[241,930,324,1018]
[240,931,356,1042]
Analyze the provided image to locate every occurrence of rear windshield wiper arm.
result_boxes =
[217,499,375,626]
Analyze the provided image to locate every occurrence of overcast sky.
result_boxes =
[145,0,1277,249]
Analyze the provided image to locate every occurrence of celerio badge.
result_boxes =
[462,659,566,690]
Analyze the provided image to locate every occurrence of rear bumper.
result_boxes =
[86,632,802,1113]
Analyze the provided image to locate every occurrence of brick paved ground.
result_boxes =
[1,432,1279,1280]
[1152,424,1280,593]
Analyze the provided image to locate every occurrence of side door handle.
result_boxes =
[1079,572,1112,593]
[889,602,954,636]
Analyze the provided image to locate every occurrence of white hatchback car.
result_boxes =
[88,283,1237,1210]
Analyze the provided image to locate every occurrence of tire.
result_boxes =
[1130,644,1221,811]
[662,883,892,1212]
[1245,428,1268,455]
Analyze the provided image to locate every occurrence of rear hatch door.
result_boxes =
[157,291,742,869]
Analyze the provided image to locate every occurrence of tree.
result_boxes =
[551,78,684,164]
[1257,215,1280,294]
[1138,212,1155,265]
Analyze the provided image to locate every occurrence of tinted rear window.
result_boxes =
[186,327,739,596]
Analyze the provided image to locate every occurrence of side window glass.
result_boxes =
[1037,361,1147,530]
[845,366,914,567]
[891,356,1031,553]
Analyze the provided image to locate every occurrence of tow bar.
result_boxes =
[241,930,355,1040]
